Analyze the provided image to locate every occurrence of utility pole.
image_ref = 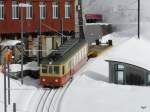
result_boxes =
[5,48,11,105]
[78,0,85,39]
[138,0,140,39]
[7,62,10,105]
[19,3,31,84]
[38,1,42,65]
[21,6,24,85]
[4,64,7,112]
[61,18,64,44]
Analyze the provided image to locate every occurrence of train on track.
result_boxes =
[40,39,88,87]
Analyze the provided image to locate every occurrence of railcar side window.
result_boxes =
[54,66,59,74]
[84,47,87,56]
[62,66,65,74]
[49,66,53,74]
[42,65,47,73]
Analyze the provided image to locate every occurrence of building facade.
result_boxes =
[0,0,75,63]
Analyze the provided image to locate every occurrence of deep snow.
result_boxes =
[1,35,150,112]
[1,1,150,112]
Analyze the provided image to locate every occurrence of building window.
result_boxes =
[52,2,59,19]
[115,64,125,84]
[0,1,4,20]
[40,2,46,20]
[26,2,32,19]
[12,1,19,19]
[147,74,150,85]
[65,2,71,18]
[117,71,124,82]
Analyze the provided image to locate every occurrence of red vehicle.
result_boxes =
[40,39,88,87]
[85,14,103,23]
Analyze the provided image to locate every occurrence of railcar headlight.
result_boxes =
[55,79,58,82]
[42,78,46,82]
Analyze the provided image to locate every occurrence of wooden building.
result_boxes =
[0,0,75,63]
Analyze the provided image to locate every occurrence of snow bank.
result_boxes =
[106,37,150,71]
[61,75,150,112]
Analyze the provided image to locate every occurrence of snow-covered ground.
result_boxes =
[1,34,150,112]
[60,37,150,112]
[1,1,150,111]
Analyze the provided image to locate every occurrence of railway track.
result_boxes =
[34,62,87,112]
[34,80,72,112]
[48,80,72,112]
[35,89,52,112]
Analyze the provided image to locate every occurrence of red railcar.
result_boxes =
[40,39,88,87]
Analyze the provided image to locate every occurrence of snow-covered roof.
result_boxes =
[9,61,39,72]
[106,37,150,71]
[0,40,21,46]
[85,22,110,26]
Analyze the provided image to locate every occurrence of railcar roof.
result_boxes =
[41,39,87,65]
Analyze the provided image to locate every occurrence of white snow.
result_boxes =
[0,35,150,112]
[9,61,39,72]
[106,37,150,71]
[85,22,110,26]
[59,36,150,112]
[0,40,21,46]
[1,0,150,111]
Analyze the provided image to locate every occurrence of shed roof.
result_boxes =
[106,37,150,71]
[0,40,21,46]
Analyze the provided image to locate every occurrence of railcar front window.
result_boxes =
[42,66,47,73]
[54,66,59,74]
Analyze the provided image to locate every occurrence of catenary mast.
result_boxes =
[138,0,140,39]
[78,0,85,39]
